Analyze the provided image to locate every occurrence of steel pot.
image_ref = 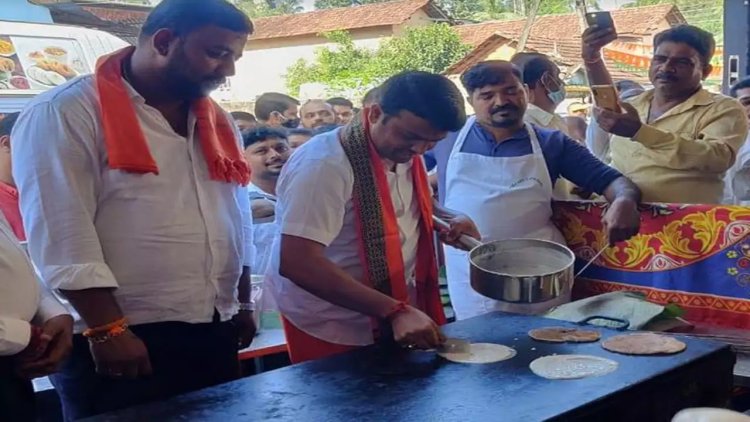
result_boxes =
[434,217,575,304]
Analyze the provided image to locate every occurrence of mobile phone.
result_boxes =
[585,11,615,32]
[591,85,620,112]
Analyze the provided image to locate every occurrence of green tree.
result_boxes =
[235,0,303,18]
[285,24,470,97]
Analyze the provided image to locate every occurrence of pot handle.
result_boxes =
[432,216,483,250]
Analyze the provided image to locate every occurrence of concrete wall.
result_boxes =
[226,26,392,103]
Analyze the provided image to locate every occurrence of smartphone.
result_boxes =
[585,11,616,32]
[591,85,620,112]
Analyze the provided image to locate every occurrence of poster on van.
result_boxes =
[0,35,89,93]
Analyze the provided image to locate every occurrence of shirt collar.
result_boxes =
[0,181,18,198]
[471,119,528,143]
[525,104,555,126]
[633,87,716,120]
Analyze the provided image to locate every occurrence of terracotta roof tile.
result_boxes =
[250,0,442,40]
[454,4,685,48]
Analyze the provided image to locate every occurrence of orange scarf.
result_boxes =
[340,114,446,326]
[95,47,250,185]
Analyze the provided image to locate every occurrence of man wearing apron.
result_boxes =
[426,61,642,319]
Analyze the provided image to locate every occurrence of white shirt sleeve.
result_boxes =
[12,102,119,291]
[0,317,31,356]
[585,118,612,164]
[277,158,351,247]
[33,277,69,325]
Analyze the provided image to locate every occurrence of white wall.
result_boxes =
[226,35,383,103]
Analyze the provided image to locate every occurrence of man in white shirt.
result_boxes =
[0,216,72,421]
[511,52,584,199]
[725,77,750,204]
[11,0,256,419]
[268,71,479,363]
[243,126,291,274]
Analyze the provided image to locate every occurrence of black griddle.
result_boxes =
[85,313,735,422]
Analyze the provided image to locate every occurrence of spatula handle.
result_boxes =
[432,216,483,250]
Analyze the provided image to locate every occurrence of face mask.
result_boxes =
[542,72,566,107]
[282,118,300,129]
[547,84,566,107]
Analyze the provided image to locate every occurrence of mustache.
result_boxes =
[490,104,519,114]
[655,72,678,81]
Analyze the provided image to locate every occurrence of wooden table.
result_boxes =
[85,313,735,422]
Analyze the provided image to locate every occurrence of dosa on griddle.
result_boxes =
[528,327,601,343]
[602,333,686,355]
[438,343,516,364]
[530,354,618,380]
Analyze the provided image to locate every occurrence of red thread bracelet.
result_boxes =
[385,302,408,321]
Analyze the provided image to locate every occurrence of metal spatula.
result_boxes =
[436,338,470,353]
[575,244,608,278]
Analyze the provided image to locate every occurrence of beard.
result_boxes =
[165,53,224,100]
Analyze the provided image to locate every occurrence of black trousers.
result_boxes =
[0,356,35,422]
[51,316,240,421]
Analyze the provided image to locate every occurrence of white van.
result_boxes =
[0,20,128,113]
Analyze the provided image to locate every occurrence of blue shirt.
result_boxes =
[425,122,623,204]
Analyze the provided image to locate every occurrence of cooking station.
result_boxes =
[87,313,734,422]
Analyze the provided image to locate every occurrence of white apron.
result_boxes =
[443,118,568,319]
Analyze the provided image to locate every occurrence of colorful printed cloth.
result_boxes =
[552,201,750,329]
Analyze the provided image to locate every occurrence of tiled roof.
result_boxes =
[454,4,685,48]
[444,32,582,75]
[250,0,448,40]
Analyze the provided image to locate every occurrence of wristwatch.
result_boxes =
[239,302,255,312]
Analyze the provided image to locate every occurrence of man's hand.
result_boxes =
[581,26,617,61]
[438,214,481,251]
[593,103,643,138]
[89,330,152,379]
[17,315,73,379]
[232,310,257,350]
[390,306,445,350]
[602,197,641,245]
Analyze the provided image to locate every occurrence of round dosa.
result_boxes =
[438,343,516,364]
[601,333,686,355]
[528,327,601,343]
[530,355,618,380]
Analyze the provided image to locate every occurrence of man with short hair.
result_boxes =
[327,97,355,124]
[300,99,336,130]
[230,110,257,132]
[724,77,750,204]
[583,24,747,203]
[268,71,479,364]
[242,127,291,274]
[511,52,583,199]
[0,112,24,240]
[287,127,313,150]
[12,0,257,418]
[254,92,300,129]
[426,61,641,319]
[511,53,570,134]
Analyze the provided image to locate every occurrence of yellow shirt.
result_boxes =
[611,88,748,204]
[524,104,582,200]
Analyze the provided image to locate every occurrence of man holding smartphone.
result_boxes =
[582,24,747,204]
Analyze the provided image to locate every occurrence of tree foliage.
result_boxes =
[285,24,470,97]
[234,0,303,18]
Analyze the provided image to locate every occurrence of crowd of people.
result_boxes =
[2,0,750,420]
